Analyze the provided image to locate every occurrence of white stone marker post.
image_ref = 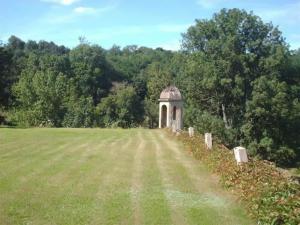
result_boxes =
[188,127,194,137]
[233,146,248,165]
[204,133,212,150]
[172,123,176,133]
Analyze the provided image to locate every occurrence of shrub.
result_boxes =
[174,131,300,225]
[184,109,238,147]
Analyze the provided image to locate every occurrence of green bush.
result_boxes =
[175,131,300,225]
[62,96,95,128]
[184,109,239,147]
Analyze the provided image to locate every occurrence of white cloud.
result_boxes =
[74,5,117,14]
[41,3,117,24]
[41,0,80,6]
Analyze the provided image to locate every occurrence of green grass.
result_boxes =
[288,167,300,176]
[0,128,254,225]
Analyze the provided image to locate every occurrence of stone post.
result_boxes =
[188,127,194,137]
[158,104,161,128]
[166,104,170,128]
[205,133,212,150]
[172,123,176,133]
[233,146,248,165]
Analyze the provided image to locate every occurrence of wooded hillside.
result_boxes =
[1,9,299,166]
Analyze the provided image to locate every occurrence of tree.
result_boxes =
[11,52,70,127]
[62,96,95,128]
[143,62,173,127]
[241,76,300,165]
[145,62,173,102]
[0,46,12,107]
[7,35,25,51]
[69,44,113,104]
[181,8,289,144]
[96,83,142,128]
[1,27,298,166]
[13,69,68,127]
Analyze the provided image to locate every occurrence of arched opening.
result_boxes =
[173,106,177,120]
[161,105,167,128]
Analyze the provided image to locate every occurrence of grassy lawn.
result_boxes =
[0,128,254,225]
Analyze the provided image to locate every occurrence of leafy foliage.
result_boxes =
[176,131,300,225]
[241,76,299,164]
[12,69,67,127]
[0,8,299,166]
[0,46,12,108]
[96,83,142,128]
[181,8,299,166]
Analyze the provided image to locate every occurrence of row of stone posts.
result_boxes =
[188,127,248,165]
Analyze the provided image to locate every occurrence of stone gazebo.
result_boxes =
[158,86,183,130]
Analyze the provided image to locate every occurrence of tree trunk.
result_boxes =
[222,104,230,129]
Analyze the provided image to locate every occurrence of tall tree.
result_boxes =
[182,8,288,129]
[96,83,142,128]
[181,9,299,164]
[69,44,113,104]
[0,46,12,107]
[144,62,173,127]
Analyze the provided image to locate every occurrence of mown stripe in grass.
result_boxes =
[0,129,123,225]
[139,130,172,225]
[0,135,93,192]
[130,130,146,225]
[0,129,254,225]
[88,129,139,225]
[156,130,253,225]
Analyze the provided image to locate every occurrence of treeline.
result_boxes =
[0,36,174,128]
[0,8,299,166]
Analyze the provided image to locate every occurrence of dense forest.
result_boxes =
[1,9,299,166]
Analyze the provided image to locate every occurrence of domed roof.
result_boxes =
[159,85,182,101]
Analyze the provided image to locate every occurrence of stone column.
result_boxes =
[205,133,212,150]
[172,123,176,133]
[188,127,194,137]
[158,103,162,128]
[166,103,170,127]
[177,107,181,130]
[233,147,248,165]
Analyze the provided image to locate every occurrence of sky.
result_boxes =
[1,0,300,50]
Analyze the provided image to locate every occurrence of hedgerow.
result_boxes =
[173,131,300,225]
